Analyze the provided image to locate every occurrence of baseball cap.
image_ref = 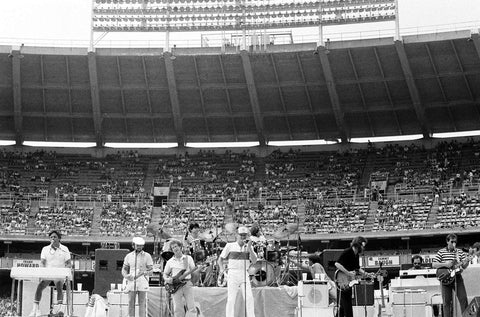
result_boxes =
[238,226,250,234]
[132,237,145,246]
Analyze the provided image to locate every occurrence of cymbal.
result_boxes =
[272,223,299,240]
[199,231,215,242]
[157,229,172,240]
[146,223,172,240]
[146,223,160,235]
[224,222,238,235]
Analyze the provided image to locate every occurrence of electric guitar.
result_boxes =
[122,269,148,292]
[165,264,207,294]
[335,269,386,291]
[436,251,477,286]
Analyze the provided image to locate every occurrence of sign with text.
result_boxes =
[13,259,42,268]
[366,255,400,267]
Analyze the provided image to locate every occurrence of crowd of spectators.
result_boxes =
[303,199,368,234]
[435,193,480,229]
[0,201,30,235]
[0,297,16,317]
[373,198,430,231]
[233,202,298,236]
[99,202,152,236]
[156,149,258,200]
[33,204,94,236]
[3,140,480,238]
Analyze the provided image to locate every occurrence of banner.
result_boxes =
[365,255,400,267]
[153,186,169,197]
[12,259,42,268]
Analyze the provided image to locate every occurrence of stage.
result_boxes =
[146,286,299,317]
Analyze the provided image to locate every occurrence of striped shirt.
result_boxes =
[220,242,256,270]
[433,247,466,264]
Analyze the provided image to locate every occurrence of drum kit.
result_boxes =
[148,221,303,288]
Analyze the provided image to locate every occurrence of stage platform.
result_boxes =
[147,286,299,317]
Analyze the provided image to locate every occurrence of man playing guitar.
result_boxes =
[122,237,153,317]
[334,236,368,317]
[163,239,197,317]
[432,233,469,317]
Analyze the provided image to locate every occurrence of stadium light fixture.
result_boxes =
[105,142,178,148]
[432,130,480,139]
[0,140,16,146]
[268,139,340,146]
[186,141,260,148]
[350,134,424,143]
[23,141,97,148]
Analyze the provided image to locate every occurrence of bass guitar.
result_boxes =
[165,264,206,294]
[436,251,477,286]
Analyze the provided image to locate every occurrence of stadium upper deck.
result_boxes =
[0,28,479,148]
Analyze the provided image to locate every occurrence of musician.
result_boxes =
[289,253,337,304]
[218,226,257,317]
[122,237,153,317]
[334,236,368,317]
[29,230,71,317]
[469,242,480,264]
[184,223,206,262]
[432,233,469,317]
[163,239,197,317]
[249,225,266,259]
[184,223,205,285]
[409,255,426,270]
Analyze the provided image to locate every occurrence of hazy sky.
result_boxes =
[0,0,478,46]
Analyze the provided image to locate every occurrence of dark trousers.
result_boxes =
[34,280,64,303]
[442,275,468,317]
[337,288,353,317]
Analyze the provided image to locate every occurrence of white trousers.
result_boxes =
[226,269,255,317]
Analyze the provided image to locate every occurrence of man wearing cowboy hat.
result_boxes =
[122,237,153,317]
[218,226,257,317]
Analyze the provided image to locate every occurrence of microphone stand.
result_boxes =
[157,218,168,317]
[56,246,77,317]
[361,253,367,317]
[133,250,138,317]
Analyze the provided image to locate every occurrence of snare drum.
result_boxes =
[248,260,275,287]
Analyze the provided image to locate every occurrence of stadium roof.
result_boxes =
[0,29,479,147]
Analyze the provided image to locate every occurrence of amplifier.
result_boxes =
[352,283,374,306]
[391,290,427,305]
[463,297,480,317]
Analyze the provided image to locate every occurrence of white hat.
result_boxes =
[132,237,145,246]
[238,226,250,234]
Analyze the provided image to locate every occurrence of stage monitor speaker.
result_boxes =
[464,297,480,317]
[352,282,374,306]
[320,249,344,280]
[352,306,374,317]
[94,248,129,297]
[107,290,140,317]
[301,283,329,308]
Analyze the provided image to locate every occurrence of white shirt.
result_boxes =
[164,255,195,280]
[40,244,71,268]
[123,250,153,291]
